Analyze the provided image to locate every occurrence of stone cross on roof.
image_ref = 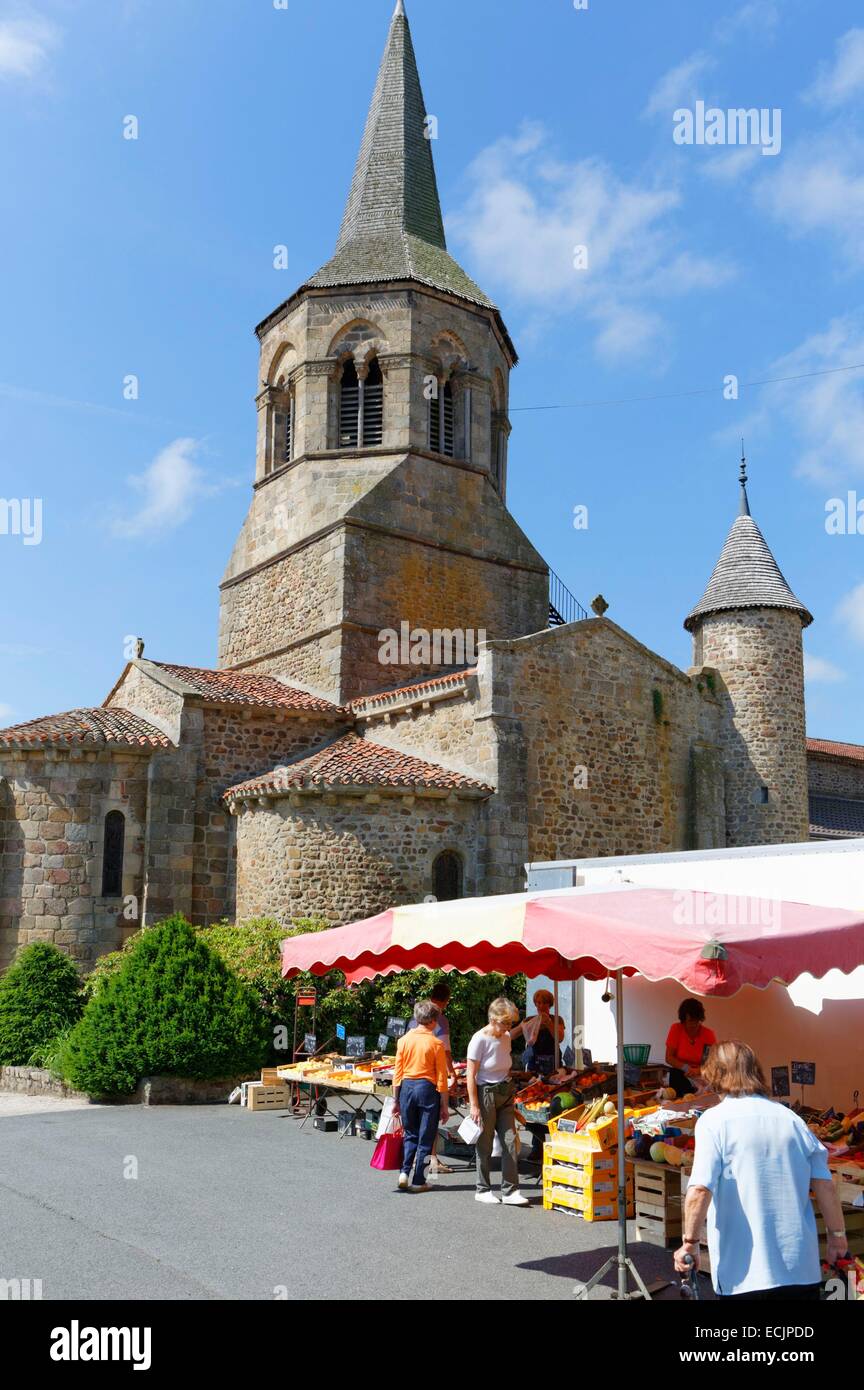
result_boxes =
[305,1,496,310]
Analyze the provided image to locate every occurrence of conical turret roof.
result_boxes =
[304,1,496,313]
[684,464,812,631]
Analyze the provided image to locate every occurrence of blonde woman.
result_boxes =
[466,998,529,1206]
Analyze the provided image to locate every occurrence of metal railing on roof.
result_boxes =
[548,570,589,627]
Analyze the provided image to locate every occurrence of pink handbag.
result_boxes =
[370,1129,404,1171]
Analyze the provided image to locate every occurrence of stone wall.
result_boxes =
[807,753,864,800]
[233,790,484,925]
[694,608,809,846]
[482,619,725,872]
[0,748,150,970]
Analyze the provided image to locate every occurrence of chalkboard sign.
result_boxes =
[771,1065,791,1098]
[346,1035,366,1057]
[336,1023,346,1041]
[582,1049,593,1067]
[303,1033,317,1056]
[791,1061,816,1086]
[386,1017,407,1039]
[377,1034,389,1053]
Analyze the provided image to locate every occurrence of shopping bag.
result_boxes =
[376,1097,400,1137]
[370,1129,404,1171]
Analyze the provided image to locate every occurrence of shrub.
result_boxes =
[63,915,271,1095]
[0,942,84,1066]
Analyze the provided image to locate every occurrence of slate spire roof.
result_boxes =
[304,1,496,312]
[684,460,813,631]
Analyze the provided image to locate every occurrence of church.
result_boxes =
[1,1,862,972]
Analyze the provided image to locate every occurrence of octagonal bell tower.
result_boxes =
[218,0,548,702]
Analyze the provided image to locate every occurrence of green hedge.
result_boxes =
[0,942,84,1066]
[64,916,271,1095]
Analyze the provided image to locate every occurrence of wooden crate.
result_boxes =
[260,1067,282,1085]
[247,1083,292,1112]
[633,1160,683,1248]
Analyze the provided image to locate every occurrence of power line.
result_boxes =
[509,361,864,413]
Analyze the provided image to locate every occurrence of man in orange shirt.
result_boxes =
[393,1000,450,1193]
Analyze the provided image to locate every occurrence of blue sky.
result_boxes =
[1,0,864,741]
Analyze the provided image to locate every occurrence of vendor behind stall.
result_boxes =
[511,989,566,1075]
[666,998,717,1098]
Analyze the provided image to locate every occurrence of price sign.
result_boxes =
[791,1061,816,1086]
[386,1017,407,1039]
[303,1033,317,1056]
[582,1049,593,1067]
[336,1023,346,1041]
[346,1035,366,1057]
[771,1065,791,1098]
[377,1034,390,1053]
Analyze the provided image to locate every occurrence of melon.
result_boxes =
[649,1141,667,1163]
[624,1139,638,1158]
[663,1144,684,1167]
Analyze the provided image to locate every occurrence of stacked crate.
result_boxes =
[543,1135,634,1221]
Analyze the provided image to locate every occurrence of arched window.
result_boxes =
[429,379,455,457]
[432,850,463,903]
[101,810,125,898]
[339,357,384,449]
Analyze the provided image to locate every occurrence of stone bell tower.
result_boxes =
[218,0,549,703]
[685,458,812,847]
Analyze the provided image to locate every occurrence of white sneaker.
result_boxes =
[475,1190,500,1204]
[398,1173,409,1190]
[501,1191,530,1206]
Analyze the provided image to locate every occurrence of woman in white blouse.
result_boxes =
[466,998,530,1206]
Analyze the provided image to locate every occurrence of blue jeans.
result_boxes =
[400,1078,441,1185]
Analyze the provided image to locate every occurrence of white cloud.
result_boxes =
[835,583,864,645]
[0,15,59,79]
[806,28,864,109]
[712,314,864,483]
[700,147,761,183]
[448,124,735,363]
[804,653,846,683]
[714,1,780,44]
[759,135,864,268]
[643,52,714,120]
[112,438,211,539]
[0,702,15,723]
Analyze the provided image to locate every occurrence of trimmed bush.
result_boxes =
[63,916,271,1095]
[0,942,84,1066]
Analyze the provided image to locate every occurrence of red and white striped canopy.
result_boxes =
[280,883,864,997]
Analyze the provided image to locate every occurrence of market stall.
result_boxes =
[280,877,864,1300]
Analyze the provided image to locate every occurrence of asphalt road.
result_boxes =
[0,1099,703,1301]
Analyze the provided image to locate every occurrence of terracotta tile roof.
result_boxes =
[351,667,476,711]
[809,794,864,839]
[807,737,864,763]
[223,732,492,801]
[150,662,345,713]
[0,708,172,750]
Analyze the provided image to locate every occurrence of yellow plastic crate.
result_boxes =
[543,1183,635,1221]
[543,1161,631,1194]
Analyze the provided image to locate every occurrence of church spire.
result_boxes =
[305,2,500,316]
[336,0,445,252]
[684,455,812,631]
